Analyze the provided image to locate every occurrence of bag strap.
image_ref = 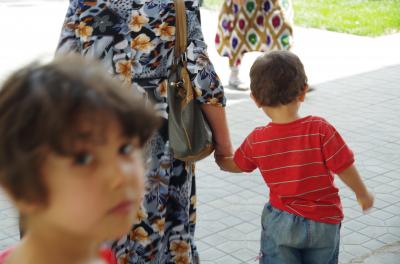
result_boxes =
[174,0,187,60]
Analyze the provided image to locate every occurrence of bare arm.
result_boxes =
[201,104,233,157]
[337,165,374,211]
[215,156,242,173]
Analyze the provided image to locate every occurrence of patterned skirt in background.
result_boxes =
[215,0,294,67]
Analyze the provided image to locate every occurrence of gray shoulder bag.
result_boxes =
[167,0,214,162]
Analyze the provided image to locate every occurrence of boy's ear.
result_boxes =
[2,188,40,215]
[298,84,308,102]
[14,199,40,215]
[250,93,262,108]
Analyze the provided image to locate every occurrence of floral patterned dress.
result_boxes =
[57,0,225,263]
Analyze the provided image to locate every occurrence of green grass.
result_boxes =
[202,0,400,36]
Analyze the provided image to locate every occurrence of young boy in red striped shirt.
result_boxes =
[217,51,374,264]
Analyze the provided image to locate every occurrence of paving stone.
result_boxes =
[233,222,259,234]
[385,215,400,226]
[200,247,226,261]
[344,220,368,231]
[343,244,371,258]
[245,230,261,241]
[195,240,211,252]
[339,250,355,264]
[230,248,258,262]
[363,252,400,264]
[214,254,243,264]
[369,209,396,221]
[341,226,354,236]
[358,226,388,239]
[343,207,364,219]
[361,239,387,251]
[382,204,400,215]
[200,233,227,246]
[377,234,400,244]
[342,232,371,245]
[387,227,400,238]
[355,215,386,227]
[215,241,246,254]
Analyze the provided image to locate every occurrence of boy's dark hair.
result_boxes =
[250,51,308,106]
[0,55,160,204]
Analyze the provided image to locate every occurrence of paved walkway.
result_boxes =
[0,2,400,263]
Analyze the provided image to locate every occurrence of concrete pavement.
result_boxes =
[0,2,400,263]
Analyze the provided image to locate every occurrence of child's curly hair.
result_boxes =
[250,51,308,106]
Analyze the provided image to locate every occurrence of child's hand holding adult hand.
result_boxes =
[357,191,374,212]
[214,154,242,173]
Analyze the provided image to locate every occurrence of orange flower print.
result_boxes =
[129,12,149,32]
[117,255,128,264]
[196,53,210,69]
[170,240,190,256]
[137,206,148,222]
[147,172,169,191]
[75,22,93,41]
[190,195,196,207]
[131,34,154,53]
[157,80,168,97]
[173,254,190,264]
[154,22,175,41]
[116,60,131,83]
[189,212,196,223]
[130,226,149,243]
[194,86,202,98]
[152,218,165,235]
[209,97,221,106]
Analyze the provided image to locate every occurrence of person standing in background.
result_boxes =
[215,0,294,90]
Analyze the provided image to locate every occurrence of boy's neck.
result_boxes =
[262,102,301,124]
[7,229,103,264]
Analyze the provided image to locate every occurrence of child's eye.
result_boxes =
[74,153,93,165]
[119,143,134,156]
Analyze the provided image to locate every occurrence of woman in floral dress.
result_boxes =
[57,0,233,263]
[215,0,294,90]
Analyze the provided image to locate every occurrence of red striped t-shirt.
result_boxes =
[233,116,354,224]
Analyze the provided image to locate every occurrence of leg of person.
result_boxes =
[163,161,198,264]
[259,203,304,264]
[228,58,249,91]
[300,221,341,264]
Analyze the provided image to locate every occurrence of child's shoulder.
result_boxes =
[303,116,334,128]
[249,125,272,140]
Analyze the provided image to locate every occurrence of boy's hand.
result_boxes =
[356,191,374,212]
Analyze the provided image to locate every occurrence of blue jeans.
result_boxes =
[260,203,341,264]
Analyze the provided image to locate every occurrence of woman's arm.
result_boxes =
[184,2,236,169]
[200,104,233,157]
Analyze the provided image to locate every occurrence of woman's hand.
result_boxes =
[215,154,242,173]
[200,104,233,156]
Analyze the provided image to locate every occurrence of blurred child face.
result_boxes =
[36,116,145,241]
